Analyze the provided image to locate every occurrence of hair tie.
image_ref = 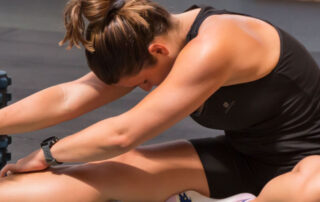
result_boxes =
[107,0,126,18]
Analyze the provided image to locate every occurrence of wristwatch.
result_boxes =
[40,136,63,166]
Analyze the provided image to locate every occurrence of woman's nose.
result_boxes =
[139,83,153,92]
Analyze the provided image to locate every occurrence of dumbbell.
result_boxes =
[0,70,12,170]
[0,70,12,89]
[0,70,12,107]
[0,136,12,149]
[0,149,11,162]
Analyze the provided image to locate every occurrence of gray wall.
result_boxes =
[1,0,319,52]
[157,0,320,53]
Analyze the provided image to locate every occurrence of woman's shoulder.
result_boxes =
[195,13,266,57]
[192,14,281,86]
[181,17,246,85]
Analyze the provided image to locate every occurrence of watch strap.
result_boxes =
[41,144,63,165]
[40,136,63,166]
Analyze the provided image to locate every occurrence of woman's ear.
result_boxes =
[148,43,169,56]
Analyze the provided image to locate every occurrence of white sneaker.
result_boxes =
[166,191,256,202]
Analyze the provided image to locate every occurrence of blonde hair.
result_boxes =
[59,0,172,84]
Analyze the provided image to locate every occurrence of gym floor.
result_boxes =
[0,0,319,164]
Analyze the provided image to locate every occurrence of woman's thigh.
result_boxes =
[0,140,209,202]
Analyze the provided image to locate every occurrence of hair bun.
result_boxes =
[59,0,95,52]
[107,0,126,19]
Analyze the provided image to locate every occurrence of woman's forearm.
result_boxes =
[0,84,72,134]
[0,72,134,135]
[50,117,129,163]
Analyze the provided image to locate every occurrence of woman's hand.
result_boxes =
[0,149,49,177]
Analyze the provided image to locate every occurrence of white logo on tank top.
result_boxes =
[223,100,236,114]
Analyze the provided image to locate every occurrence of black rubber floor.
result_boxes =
[0,0,319,163]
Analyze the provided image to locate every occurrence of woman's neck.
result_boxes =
[158,8,200,58]
[171,8,201,47]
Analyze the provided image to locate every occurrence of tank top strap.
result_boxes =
[185,5,253,42]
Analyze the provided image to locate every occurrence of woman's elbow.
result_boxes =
[115,133,135,151]
[101,119,137,153]
[293,155,320,202]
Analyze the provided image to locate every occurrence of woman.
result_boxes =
[0,0,319,201]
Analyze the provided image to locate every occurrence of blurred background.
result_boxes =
[0,0,319,163]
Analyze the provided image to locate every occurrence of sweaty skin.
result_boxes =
[253,156,320,202]
[0,4,318,202]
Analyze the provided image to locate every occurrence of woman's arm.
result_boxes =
[1,22,237,174]
[48,31,235,163]
[0,72,133,134]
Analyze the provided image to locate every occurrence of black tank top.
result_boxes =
[187,5,320,164]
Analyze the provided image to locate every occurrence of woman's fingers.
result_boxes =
[0,163,18,177]
[0,150,50,178]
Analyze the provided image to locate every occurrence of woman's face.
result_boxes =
[116,37,179,92]
[115,58,173,92]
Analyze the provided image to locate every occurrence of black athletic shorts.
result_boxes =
[189,136,294,199]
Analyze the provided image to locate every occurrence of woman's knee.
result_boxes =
[291,155,320,201]
[292,155,320,174]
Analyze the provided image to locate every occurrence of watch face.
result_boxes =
[40,142,48,147]
[41,136,59,147]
